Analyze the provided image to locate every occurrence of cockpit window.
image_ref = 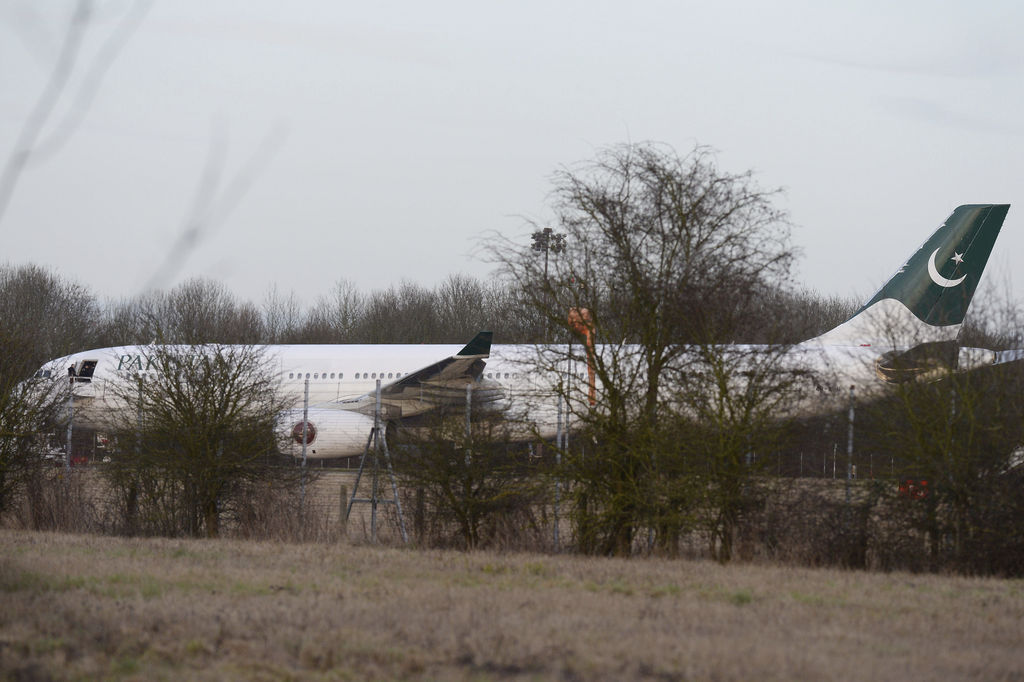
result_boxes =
[34,369,52,379]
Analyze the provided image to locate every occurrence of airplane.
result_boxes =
[33,204,1014,460]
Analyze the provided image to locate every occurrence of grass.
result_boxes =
[1,529,1023,680]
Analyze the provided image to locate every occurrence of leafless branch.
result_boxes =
[144,121,288,292]
[0,1,92,225]
[29,0,153,164]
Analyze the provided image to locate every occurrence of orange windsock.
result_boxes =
[567,308,596,406]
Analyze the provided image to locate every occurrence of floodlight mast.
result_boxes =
[531,226,566,284]
[531,227,566,341]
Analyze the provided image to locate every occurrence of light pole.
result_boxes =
[531,227,566,282]
[531,227,566,341]
[533,227,567,547]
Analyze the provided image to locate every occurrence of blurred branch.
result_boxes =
[0,1,92,225]
[0,1,150,226]
[30,0,153,164]
[144,121,289,292]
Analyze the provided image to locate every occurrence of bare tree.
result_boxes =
[0,355,65,517]
[0,264,101,365]
[393,407,544,550]
[349,282,440,343]
[0,265,99,516]
[260,284,304,343]
[301,279,364,343]
[433,274,489,340]
[114,278,263,344]
[489,142,800,557]
[672,345,812,561]
[103,343,297,538]
[861,344,1024,574]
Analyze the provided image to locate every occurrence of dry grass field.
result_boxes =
[1,529,1023,680]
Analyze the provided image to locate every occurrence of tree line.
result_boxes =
[0,250,854,544]
[0,262,863,372]
[2,142,1022,576]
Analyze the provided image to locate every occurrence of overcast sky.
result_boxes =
[2,1,1023,312]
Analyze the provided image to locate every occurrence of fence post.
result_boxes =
[415,487,425,544]
[339,483,348,536]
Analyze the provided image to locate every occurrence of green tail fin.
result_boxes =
[457,331,492,357]
[813,204,1009,348]
[860,204,1009,326]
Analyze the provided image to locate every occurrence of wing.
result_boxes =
[379,331,492,402]
[327,331,496,417]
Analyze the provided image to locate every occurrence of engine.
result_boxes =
[874,341,959,384]
[277,408,377,459]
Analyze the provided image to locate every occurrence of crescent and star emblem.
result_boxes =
[927,248,966,288]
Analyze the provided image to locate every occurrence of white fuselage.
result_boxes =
[46,343,553,428]
[41,277,1015,460]
[43,336,964,431]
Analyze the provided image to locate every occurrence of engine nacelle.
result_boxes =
[277,408,376,459]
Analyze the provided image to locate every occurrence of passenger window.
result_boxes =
[388,372,393,378]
